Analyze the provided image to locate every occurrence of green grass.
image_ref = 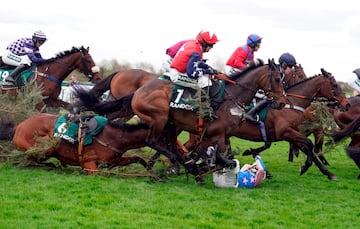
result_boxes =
[0,136,360,229]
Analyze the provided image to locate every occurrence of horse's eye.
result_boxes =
[275,78,280,83]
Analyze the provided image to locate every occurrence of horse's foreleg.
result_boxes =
[242,142,272,156]
[283,129,337,180]
[82,161,99,175]
[147,151,161,170]
[314,130,329,165]
[288,143,300,162]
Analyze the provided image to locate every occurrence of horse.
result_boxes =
[10,113,151,174]
[286,69,350,165]
[0,46,101,111]
[328,95,360,178]
[183,64,308,154]
[74,60,287,179]
[186,69,348,180]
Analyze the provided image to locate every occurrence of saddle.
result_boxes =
[54,114,108,145]
[0,60,35,88]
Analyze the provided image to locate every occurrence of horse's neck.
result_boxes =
[286,78,324,108]
[230,69,266,105]
[39,54,79,81]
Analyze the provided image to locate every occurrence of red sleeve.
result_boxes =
[226,47,248,69]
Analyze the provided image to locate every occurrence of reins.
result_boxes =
[285,93,312,100]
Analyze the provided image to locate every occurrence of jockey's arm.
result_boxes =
[186,53,212,79]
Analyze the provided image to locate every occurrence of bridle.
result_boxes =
[36,47,99,85]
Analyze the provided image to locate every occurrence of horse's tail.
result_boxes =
[332,116,360,142]
[0,116,15,140]
[78,92,134,115]
[90,71,119,99]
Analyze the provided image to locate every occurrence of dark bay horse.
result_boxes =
[74,60,286,177]
[0,46,101,111]
[185,69,348,180]
[286,69,350,165]
[11,113,150,174]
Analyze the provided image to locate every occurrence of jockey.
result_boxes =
[225,34,262,75]
[279,52,297,76]
[236,155,267,188]
[225,34,269,124]
[162,39,192,73]
[2,30,47,86]
[166,30,220,120]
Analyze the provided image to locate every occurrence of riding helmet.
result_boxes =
[247,34,262,48]
[32,30,47,43]
[196,30,219,46]
[279,53,297,67]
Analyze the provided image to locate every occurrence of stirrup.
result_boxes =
[5,78,15,84]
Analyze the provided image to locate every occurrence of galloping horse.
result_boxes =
[10,113,150,173]
[0,46,101,111]
[287,69,350,164]
[75,60,286,178]
[184,69,348,180]
[237,70,348,180]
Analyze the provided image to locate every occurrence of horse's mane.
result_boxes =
[285,74,321,89]
[45,46,87,63]
[228,62,264,80]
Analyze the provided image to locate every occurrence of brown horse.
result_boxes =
[287,69,350,165]
[74,60,287,177]
[10,113,151,174]
[329,96,360,178]
[186,69,348,180]
[0,46,101,111]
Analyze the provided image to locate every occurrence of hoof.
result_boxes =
[166,166,180,176]
[300,166,308,176]
[328,175,338,181]
[195,176,205,185]
[242,150,251,156]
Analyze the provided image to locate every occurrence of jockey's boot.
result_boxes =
[244,99,272,124]
[202,87,218,120]
[5,64,29,86]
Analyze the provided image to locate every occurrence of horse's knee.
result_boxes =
[82,161,98,174]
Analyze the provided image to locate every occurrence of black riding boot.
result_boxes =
[245,99,273,124]
[5,64,29,86]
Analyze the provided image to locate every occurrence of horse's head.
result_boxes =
[264,59,286,108]
[282,64,307,89]
[228,59,286,108]
[321,68,350,111]
[75,46,101,83]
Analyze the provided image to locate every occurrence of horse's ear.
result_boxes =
[86,47,90,52]
[268,58,276,69]
[321,68,330,77]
